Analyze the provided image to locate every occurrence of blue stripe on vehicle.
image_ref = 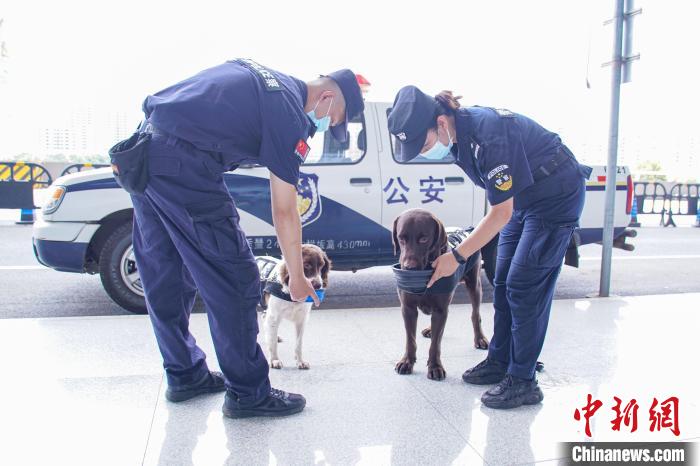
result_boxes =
[33,238,87,273]
[225,173,394,254]
[65,177,120,193]
[586,185,628,191]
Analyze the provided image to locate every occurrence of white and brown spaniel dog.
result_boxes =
[257,244,331,370]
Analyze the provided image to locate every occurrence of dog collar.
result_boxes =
[265,281,295,302]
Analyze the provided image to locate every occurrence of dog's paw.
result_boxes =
[421,327,432,338]
[297,361,310,370]
[270,359,283,369]
[395,358,415,375]
[474,334,489,350]
[427,363,446,381]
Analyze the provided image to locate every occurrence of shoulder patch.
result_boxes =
[294,139,310,163]
[495,108,515,118]
[494,170,513,192]
[236,58,283,92]
[487,164,513,192]
[487,164,509,180]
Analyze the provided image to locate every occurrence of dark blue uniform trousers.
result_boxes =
[488,162,586,380]
[130,133,270,405]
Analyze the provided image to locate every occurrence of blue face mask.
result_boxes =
[307,97,333,133]
[421,126,453,160]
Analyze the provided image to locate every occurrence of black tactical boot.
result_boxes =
[223,388,306,419]
[462,358,507,385]
[480,374,544,409]
[165,371,226,402]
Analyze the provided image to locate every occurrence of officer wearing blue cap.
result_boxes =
[110,59,363,418]
[388,85,590,410]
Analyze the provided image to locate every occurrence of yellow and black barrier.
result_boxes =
[0,161,53,190]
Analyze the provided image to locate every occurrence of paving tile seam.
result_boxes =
[527,457,566,465]
[141,374,164,466]
[42,374,164,381]
[347,312,396,358]
[402,374,489,465]
[3,292,700,325]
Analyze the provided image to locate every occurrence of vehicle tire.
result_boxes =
[481,233,499,287]
[99,222,147,314]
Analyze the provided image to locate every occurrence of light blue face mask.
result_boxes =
[307,97,333,133]
[420,125,453,160]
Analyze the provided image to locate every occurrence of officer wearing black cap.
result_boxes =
[388,85,590,410]
[110,59,363,418]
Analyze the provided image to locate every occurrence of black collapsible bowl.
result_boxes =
[391,264,433,294]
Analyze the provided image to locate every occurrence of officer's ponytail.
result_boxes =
[434,90,462,115]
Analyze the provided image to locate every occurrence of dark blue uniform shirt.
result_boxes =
[454,106,562,207]
[142,59,313,185]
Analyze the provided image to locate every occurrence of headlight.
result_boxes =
[43,186,66,214]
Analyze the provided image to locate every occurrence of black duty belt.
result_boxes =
[138,120,168,138]
[532,145,577,183]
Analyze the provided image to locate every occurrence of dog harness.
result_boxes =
[255,256,294,309]
[392,229,479,295]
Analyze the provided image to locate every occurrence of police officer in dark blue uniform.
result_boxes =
[110,59,363,418]
[387,86,590,409]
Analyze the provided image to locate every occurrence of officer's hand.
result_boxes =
[288,273,320,307]
[427,252,459,289]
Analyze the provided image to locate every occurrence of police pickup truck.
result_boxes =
[33,101,636,313]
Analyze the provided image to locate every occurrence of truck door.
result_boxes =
[294,109,384,268]
[229,110,383,269]
[374,104,477,257]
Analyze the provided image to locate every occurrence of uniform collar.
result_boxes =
[294,79,316,138]
[455,108,474,144]
[454,109,475,164]
[453,108,486,189]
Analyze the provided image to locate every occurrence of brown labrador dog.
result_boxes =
[392,208,487,380]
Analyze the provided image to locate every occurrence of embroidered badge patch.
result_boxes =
[487,164,509,180]
[294,139,310,163]
[296,172,322,226]
[494,171,513,192]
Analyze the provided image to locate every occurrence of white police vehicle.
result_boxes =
[33,102,635,313]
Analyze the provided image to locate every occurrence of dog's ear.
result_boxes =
[429,214,448,260]
[278,261,290,287]
[392,216,400,256]
[321,250,332,288]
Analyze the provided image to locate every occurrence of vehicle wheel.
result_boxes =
[99,222,147,314]
[481,233,499,287]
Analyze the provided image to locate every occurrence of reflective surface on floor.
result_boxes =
[0,293,698,465]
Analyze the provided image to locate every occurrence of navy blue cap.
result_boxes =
[388,85,439,161]
[323,69,365,143]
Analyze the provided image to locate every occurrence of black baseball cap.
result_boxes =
[323,69,365,143]
[388,85,439,162]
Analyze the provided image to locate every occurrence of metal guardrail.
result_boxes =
[664,183,700,227]
[633,182,667,215]
[631,181,699,227]
[60,163,110,177]
[0,161,53,189]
